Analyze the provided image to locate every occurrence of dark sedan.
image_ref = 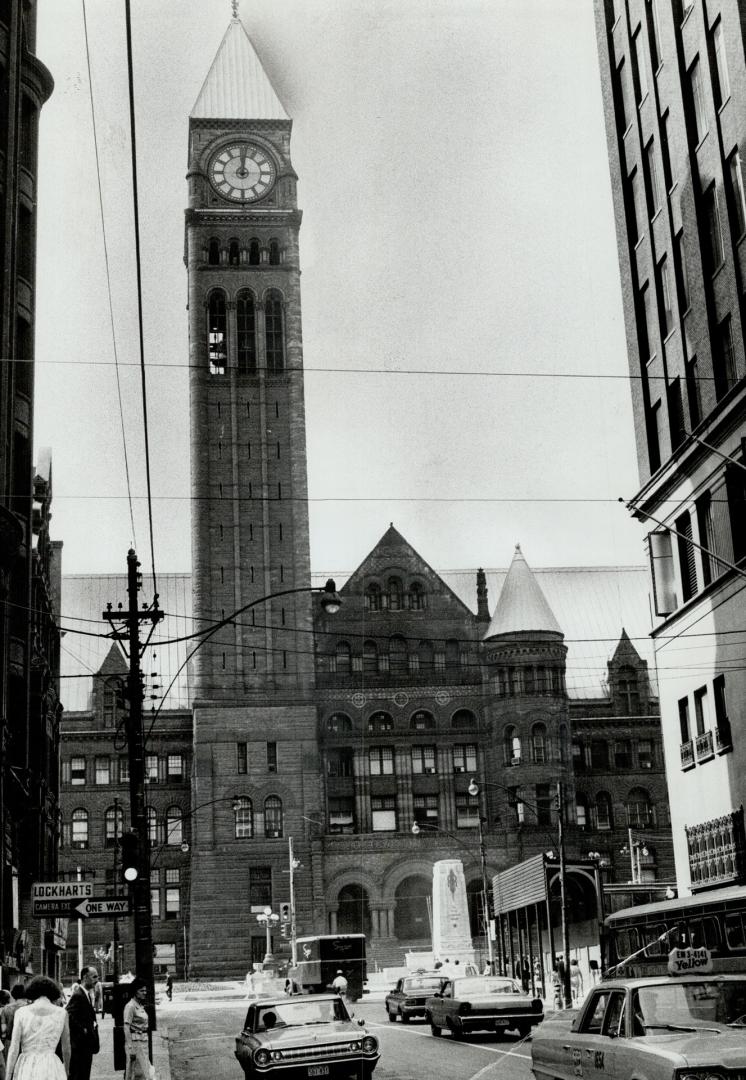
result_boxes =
[385,973,445,1023]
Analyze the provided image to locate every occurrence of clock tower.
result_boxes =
[186,15,320,975]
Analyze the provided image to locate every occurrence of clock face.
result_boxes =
[209,143,276,202]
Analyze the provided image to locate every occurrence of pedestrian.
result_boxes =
[165,971,174,1002]
[123,979,151,1080]
[245,970,255,1000]
[66,967,100,1080]
[331,970,348,999]
[1,984,28,1061]
[570,959,583,1003]
[6,974,70,1080]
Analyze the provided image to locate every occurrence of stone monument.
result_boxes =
[431,859,476,969]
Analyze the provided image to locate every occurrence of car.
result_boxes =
[385,972,445,1023]
[234,992,380,1080]
[531,973,746,1080]
[425,975,544,1039]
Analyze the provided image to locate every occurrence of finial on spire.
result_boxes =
[515,542,522,553]
[231,0,239,18]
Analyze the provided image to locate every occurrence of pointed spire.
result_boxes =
[476,568,489,622]
[191,18,289,121]
[610,627,642,664]
[484,545,562,638]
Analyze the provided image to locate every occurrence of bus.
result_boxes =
[605,883,746,977]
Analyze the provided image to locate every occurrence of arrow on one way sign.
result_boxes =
[74,897,132,919]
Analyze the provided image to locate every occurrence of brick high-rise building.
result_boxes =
[594,0,746,893]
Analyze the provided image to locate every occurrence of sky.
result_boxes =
[34,0,646,582]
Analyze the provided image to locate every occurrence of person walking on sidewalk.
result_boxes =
[123,979,151,1080]
[6,975,71,1080]
[66,967,100,1080]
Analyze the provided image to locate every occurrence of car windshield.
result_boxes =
[455,978,521,996]
[404,977,443,992]
[633,980,746,1031]
[255,999,349,1031]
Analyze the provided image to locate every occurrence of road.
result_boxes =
[158,998,536,1080]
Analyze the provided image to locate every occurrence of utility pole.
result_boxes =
[288,836,298,968]
[112,795,120,985]
[557,781,572,1009]
[104,549,162,1034]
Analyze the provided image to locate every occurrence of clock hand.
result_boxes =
[239,144,248,179]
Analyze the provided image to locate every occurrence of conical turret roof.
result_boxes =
[191,18,289,121]
[484,544,562,638]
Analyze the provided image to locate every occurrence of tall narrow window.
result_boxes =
[208,291,228,375]
[689,58,708,144]
[266,742,277,773]
[647,0,662,70]
[678,696,691,742]
[71,809,88,849]
[674,232,690,311]
[725,462,746,563]
[633,29,648,104]
[729,151,746,237]
[714,317,737,400]
[685,355,702,428]
[658,256,673,337]
[208,239,220,265]
[237,290,256,374]
[237,741,247,774]
[235,797,253,839]
[711,20,730,108]
[166,806,183,846]
[104,805,124,847]
[703,185,724,271]
[265,291,285,373]
[696,492,715,586]
[647,399,662,473]
[269,239,280,265]
[264,795,283,838]
[229,239,240,265]
[693,686,709,736]
[646,141,663,216]
[676,510,697,601]
[249,239,260,265]
[667,378,685,451]
[371,796,397,832]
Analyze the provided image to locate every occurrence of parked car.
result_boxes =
[425,975,543,1039]
[385,973,445,1023]
[235,993,380,1079]
[531,974,746,1080]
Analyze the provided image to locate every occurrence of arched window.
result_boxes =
[234,796,253,839]
[504,725,521,765]
[388,577,403,611]
[335,641,351,675]
[389,635,408,678]
[408,582,424,610]
[264,795,283,838]
[265,290,285,373]
[451,709,476,728]
[576,794,588,828]
[236,290,256,374]
[410,710,435,731]
[166,806,183,846]
[104,805,124,848]
[626,787,653,828]
[208,238,220,265]
[269,239,281,265]
[249,239,260,265]
[71,809,88,849]
[229,239,240,265]
[363,640,378,674]
[207,290,227,375]
[368,711,393,732]
[365,584,382,612]
[327,712,351,733]
[146,806,158,844]
[418,640,433,673]
[531,722,547,764]
[595,791,613,831]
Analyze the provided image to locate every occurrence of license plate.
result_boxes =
[308,1068,330,1077]
[495,1019,510,1027]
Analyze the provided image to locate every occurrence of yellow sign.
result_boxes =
[667,946,713,974]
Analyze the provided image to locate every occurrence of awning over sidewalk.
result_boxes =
[491,853,602,916]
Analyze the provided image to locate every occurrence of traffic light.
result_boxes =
[280,924,288,938]
[120,830,140,883]
[279,902,291,923]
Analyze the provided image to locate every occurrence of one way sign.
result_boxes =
[74,897,132,919]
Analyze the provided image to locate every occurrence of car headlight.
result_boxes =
[349,1041,361,1052]
[271,1051,283,1062]
[253,1048,271,1067]
[362,1036,378,1055]
[679,1073,726,1080]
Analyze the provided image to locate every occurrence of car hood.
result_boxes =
[639,1029,746,1066]
[252,1023,368,1048]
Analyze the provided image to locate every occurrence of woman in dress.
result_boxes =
[6,975,70,1080]
[122,979,150,1080]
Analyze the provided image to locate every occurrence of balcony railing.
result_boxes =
[695,730,714,762]
[715,720,732,754]
[680,740,695,769]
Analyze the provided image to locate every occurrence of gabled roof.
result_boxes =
[609,627,644,667]
[341,524,474,617]
[191,18,289,121]
[98,643,127,677]
[484,545,562,638]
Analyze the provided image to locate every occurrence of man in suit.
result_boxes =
[66,966,100,1080]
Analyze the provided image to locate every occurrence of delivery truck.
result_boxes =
[290,933,366,1001]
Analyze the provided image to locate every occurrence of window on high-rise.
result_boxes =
[626,788,653,828]
[616,58,631,131]
[711,19,730,108]
[667,378,685,451]
[647,0,662,70]
[614,740,632,769]
[678,696,691,742]
[632,28,648,104]
[695,491,716,586]
[237,290,256,374]
[166,806,183,846]
[703,185,724,272]
[413,795,439,830]
[234,797,253,839]
[455,793,480,828]
[535,784,552,826]
[689,58,708,144]
[694,686,709,736]
[685,355,702,428]
[328,797,354,833]
[208,290,227,375]
[676,510,697,601]
[369,746,394,776]
[674,232,690,311]
[95,757,110,785]
[658,256,674,337]
[725,461,746,563]
[645,140,663,216]
[71,809,88,849]
[265,290,285,373]
[249,866,272,907]
[453,744,477,774]
[714,317,737,400]
[371,796,396,831]
[411,746,436,774]
[728,151,746,238]
[647,399,662,472]
[264,795,283,838]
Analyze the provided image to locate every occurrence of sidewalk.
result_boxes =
[91,1014,172,1080]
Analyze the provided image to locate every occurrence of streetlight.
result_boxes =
[410,820,495,974]
[469,776,572,1009]
[288,837,301,968]
[257,907,280,967]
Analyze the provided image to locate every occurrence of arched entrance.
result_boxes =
[394,875,431,940]
[337,884,371,935]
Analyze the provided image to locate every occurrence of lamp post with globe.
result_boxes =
[257,907,281,968]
